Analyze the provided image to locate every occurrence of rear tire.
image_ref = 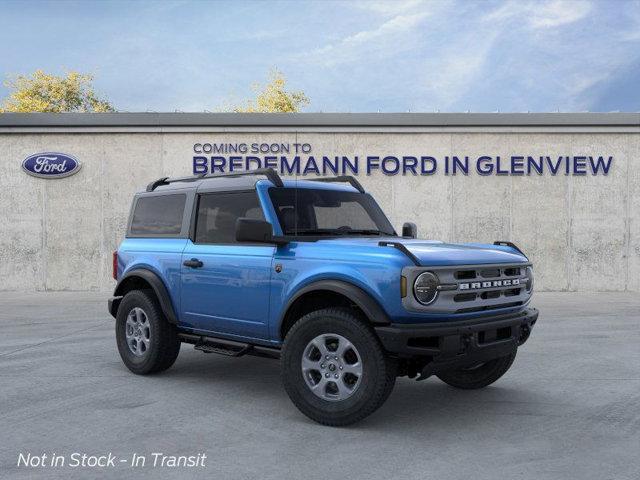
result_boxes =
[436,351,517,389]
[115,289,181,375]
[281,308,396,426]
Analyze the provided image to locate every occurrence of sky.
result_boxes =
[0,0,639,112]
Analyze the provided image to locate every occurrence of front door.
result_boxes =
[180,190,274,340]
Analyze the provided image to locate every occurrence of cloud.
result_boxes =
[351,0,429,16]
[420,29,500,109]
[484,0,592,29]
[334,12,427,45]
[299,11,431,66]
[529,0,592,28]
[472,0,640,112]
[619,1,640,41]
[416,0,605,111]
[5,0,635,113]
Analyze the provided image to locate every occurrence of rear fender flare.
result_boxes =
[112,269,178,324]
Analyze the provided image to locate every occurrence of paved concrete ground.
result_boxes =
[0,292,638,480]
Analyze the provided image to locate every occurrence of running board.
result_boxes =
[178,333,280,359]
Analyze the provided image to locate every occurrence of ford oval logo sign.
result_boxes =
[22,152,81,179]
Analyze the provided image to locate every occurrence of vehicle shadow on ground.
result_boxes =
[158,346,555,433]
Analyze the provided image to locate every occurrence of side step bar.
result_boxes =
[194,341,250,357]
[178,333,281,359]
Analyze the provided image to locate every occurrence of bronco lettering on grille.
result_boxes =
[459,279,521,290]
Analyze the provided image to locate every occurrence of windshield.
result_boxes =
[269,188,396,237]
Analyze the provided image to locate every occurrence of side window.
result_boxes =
[195,192,265,244]
[130,194,186,235]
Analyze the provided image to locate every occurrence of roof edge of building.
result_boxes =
[0,112,639,128]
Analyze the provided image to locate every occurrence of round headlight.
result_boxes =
[525,266,534,292]
[414,271,439,305]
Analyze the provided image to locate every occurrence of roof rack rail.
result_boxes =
[146,176,171,191]
[308,175,365,193]
[145,168,284,192]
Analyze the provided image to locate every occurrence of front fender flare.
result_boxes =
[280,279,391,328]
[110,269,178,324]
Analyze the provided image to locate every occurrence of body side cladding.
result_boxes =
[110,269,178,324]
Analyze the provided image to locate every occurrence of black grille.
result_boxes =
[455,270,476,280]
[454,293,477,302]
[480,268,500,278]
[455,301,523,314]
[504,288,522,297]
[480,290,501,299]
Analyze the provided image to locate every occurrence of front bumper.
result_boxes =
[375,307,538,377]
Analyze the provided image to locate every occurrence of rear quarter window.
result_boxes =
[129,194,186,236]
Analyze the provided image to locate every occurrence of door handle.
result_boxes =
[183,258,203,268]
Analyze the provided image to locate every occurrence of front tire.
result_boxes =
[115,290,181,375]
[436,351,517,389]
[281,308,396,426]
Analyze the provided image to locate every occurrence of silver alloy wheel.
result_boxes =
[125,307,151,356]
[301,333,363,401]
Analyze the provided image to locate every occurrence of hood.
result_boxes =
[317,237,528,266]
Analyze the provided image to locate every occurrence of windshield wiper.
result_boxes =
[290,229,394,237]
[289,229,341,236]
[340,229,388,236]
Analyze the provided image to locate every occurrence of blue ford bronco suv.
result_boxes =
[109,168,538,426]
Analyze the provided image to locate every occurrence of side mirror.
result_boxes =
[402,222,417,239]
[236,218,288,245]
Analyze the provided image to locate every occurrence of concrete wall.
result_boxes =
[1,129,638,292]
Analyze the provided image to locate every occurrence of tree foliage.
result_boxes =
[234,70,309,113]
[0,70,114,113]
